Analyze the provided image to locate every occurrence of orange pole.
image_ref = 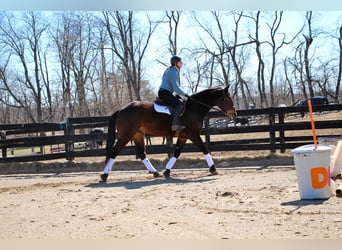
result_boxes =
[307,100,318,148]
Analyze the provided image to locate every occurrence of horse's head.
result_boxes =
[217,85,236,120]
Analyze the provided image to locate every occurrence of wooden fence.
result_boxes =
[1,104,342,163]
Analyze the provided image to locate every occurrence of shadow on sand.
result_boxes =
[281,198,328,214]
[85,176,217,190]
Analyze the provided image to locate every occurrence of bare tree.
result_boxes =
[249,11,268,108]
[51,12,75,119]
[290,44,308,99]
[193,12,232,88]
[102,11,158,101]
[283,58,295,105]
[165,11,181,55]
[315,59,337,100]
[0,57,24,123]
[336,26,342,103]
[228,11,250,109]
[0,12,52,123]
[95,21,116,115]
[303,11,315,98]
[193,11,256,108]
[248,11,301,107]
[71,12,99,117]
[182,57,203,93]
[266,11,300,106]
[53,12,101,118]
[288,11,326,100]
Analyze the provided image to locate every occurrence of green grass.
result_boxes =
[2,147,42,157]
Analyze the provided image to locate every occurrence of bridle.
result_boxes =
[186,90,235,118]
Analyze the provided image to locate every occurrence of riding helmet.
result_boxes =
[170,55,181,65]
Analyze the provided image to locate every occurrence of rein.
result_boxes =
[187,96,229,117]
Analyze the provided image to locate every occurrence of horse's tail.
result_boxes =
[105,110,119,162]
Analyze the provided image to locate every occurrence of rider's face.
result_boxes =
[175,61,183,69]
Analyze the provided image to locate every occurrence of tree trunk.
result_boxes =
[336,26,342,103]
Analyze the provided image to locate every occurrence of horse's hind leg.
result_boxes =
[133,132,160,177]
[100,137,131,183]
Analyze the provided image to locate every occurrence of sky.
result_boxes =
[1,2,342,95]
[142,11,342,93]
[1,0,342,11]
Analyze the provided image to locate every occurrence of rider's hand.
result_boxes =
[185,94,190,98]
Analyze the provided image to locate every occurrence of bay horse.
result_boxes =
[100,85,236,183]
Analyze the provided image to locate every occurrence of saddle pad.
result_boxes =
[153,101,172,115]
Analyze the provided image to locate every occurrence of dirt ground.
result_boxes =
[0,155,341,239]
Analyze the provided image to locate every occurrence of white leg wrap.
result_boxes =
[165,156,177,170]
[205,153,214,167]
[143,158,157,173]
[104,158,115,174]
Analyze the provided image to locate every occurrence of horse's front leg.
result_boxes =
[163,137,187,178]
[189,134,218,175]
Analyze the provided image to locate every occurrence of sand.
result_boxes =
[0,164,341,239]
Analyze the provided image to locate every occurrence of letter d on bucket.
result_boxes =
[292,144,332,199]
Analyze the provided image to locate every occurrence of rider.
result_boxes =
[158,55,189,131]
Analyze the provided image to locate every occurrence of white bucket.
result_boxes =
[292,144,332,200]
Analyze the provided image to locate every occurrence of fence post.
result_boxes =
[64,118,75,161]
[269,109,276,153]
[1,131,6,158]
[278,110,285,153]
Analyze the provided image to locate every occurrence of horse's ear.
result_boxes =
[224,85,230,94]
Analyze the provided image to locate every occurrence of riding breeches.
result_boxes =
[158,88,183,107]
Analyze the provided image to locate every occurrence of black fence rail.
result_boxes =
[1,104,342,163]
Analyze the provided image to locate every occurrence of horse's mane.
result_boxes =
[190,87,222,100]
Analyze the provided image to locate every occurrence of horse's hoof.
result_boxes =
[100,173,108,183]
[153,172,161,178]
[209,166,218,175]
[163,169,171,178]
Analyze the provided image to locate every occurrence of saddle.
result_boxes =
[153,96,185,116]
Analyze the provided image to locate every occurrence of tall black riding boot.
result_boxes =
[171,104,185,131]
